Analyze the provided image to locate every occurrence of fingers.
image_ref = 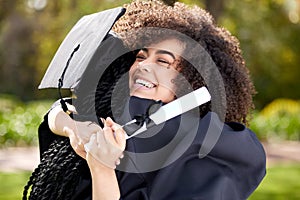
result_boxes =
[96,129,106,148]
[103,117,126,145]
[104,117,114,127]
[115,158,121,166]
[115,153,124,166]
[113,125,126,150]
[103,126,116,146]
[72,121,102,145]
[102,119,126,150]
[85,134,97,152]
[65,126,87,159]
[66,116,126,169]
[76,148,87,159]
[85,134,118,169]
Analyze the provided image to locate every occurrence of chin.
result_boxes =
[130,92,152,100]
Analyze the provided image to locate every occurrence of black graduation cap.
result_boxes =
[38,7,125,90]
[38,7,126,113]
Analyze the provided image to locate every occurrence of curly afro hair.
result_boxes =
[113,0,256,124]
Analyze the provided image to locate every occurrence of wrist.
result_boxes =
[89,159,115,175]
[90,163,120,200]
[48,106,76,137]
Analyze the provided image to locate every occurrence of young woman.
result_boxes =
[23,1,266,199]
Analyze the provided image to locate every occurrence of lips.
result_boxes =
[135,78,157,88]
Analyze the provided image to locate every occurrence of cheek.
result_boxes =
[158,89,175,103]
[158,72,178,90]
[156,78,177,103]
[130,62,138,71]
[128,65,137,83]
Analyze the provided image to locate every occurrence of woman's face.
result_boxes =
[129,38,184,103]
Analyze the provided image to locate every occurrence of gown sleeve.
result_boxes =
[37,99,72,159]
[37,99,94,200]
[38,113,62,159]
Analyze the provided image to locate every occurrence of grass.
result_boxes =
[0,171,31,200]
[0,164,299,199]
[248,164,300,200]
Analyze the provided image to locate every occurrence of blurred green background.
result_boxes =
[0,0,299,199]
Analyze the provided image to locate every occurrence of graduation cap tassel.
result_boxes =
[58,44,80,112]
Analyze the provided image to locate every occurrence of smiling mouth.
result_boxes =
[135,79,157,89]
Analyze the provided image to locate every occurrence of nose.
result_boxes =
[137,61,153,72]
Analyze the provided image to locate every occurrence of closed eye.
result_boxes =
[136,54,146,62]
[157,59,170,66]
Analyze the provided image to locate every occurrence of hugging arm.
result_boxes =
[47,105,100,158]
[48,103,126,199]
[85,117,126,200]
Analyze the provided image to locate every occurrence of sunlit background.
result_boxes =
[0,0,299,199]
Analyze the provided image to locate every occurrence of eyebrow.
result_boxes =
[141,48,176,60]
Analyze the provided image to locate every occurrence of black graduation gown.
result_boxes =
[38,97,266,200]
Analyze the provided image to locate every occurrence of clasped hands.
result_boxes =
[67,118,126,169]
[48,105,126,169]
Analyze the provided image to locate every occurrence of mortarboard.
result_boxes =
[38,7,126,90]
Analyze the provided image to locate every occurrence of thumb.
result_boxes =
[84,134,97,153]
[105,117,114,127]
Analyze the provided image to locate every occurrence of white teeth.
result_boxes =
[135,79,155,88]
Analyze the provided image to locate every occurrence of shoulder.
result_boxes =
[161,112,266,199]
[194,112,265,160]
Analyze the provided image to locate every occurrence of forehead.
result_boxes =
[146,38,185,57]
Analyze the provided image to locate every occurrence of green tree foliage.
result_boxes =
[0,0,131,100]
[0,0,38,100]
[0,95,52,147]
[250,99,300,141]
[219,0,300,108]
[0,0,299,109]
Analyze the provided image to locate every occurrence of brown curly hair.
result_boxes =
[112,0,256,124]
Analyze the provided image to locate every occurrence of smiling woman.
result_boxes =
[129,38,184,103]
